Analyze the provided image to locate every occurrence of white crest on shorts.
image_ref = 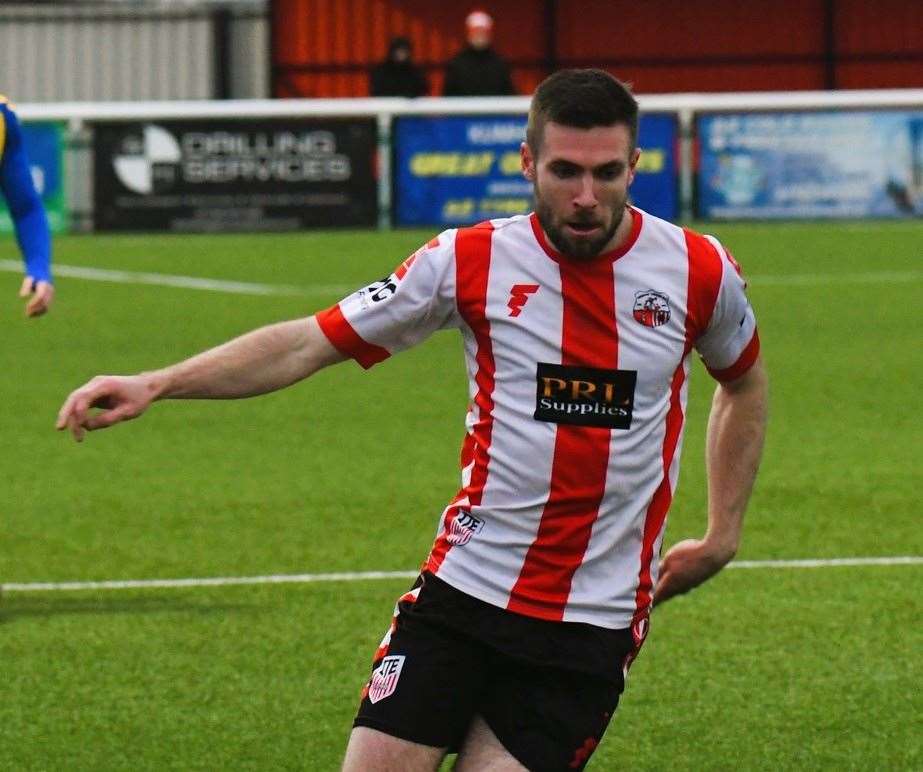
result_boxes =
[368,655,405,704]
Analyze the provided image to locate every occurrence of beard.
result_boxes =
[534,185,627,261]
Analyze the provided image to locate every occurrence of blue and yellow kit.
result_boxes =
[0,95,52,283]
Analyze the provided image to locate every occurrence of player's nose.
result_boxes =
[573,173,598,209]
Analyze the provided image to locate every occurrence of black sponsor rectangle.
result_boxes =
[93,118,378,232]
[534,363,636,429]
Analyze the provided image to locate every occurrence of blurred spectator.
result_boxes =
[370,37,429,98]
[443,10,515,97]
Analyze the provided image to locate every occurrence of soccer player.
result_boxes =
[1,96,53,317]
[57,70,768,771]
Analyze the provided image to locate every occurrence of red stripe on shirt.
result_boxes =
[631,362,686,620]
[394,253,417,280]
[707,329,760,382]
[682,230,760,382]
[632,229,722,617]
[315,304,390,370]
[425,222,496,574]
[507,258,618,620]
[682,229,724,341]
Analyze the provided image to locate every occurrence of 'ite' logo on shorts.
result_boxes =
[534,363,636,429]
[368,655,405,704]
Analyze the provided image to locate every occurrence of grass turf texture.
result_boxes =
[2,222,921,770]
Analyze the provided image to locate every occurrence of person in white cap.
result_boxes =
[443,10,515,97]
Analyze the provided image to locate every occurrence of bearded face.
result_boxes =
[534,177,627,260]
[524,122,639,261]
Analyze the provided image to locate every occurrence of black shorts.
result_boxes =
[354,572,640,771]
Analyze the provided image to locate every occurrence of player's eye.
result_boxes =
[549,163,579,179]
[595,164,622,181]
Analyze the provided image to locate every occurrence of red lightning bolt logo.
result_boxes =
[507,284,540,317]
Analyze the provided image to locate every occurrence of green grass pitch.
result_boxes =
[1,221,921,770]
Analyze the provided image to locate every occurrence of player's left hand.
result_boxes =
[20,276,54,317]
[652,537,735,607]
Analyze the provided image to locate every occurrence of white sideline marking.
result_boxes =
[3,557,920,594]
[728,556,923,569]
[2,570,419,593]
[2,259,921,298]
[0,260,350,298]
[749,270,923,286]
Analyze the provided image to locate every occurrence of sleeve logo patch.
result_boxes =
[357,277,398,309]
[632,290,671,328]
[357,252,420,309]
[535,363,637,429]
[367,655,406,704]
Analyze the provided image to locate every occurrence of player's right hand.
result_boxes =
[56,374,159,442]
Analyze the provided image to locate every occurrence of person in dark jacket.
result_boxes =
[370,37,429,98]
[442,10,515,97]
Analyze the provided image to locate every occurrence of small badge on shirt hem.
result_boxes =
[447,509,485,546]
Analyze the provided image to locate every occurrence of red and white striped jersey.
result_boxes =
[317,208,759,629]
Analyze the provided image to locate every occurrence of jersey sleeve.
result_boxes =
[695,236,760,382]
[315,231,459,369]
[0,102,53,283]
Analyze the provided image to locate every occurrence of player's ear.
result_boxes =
[521,141,536,181]
[627,147,641,185]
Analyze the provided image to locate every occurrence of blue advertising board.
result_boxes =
[0,121,68,233]
[630,113,678,221]
[698,110,923,219]
[393,114,677,226]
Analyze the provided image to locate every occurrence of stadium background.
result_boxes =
[273,0,923,96]
[1,1,920,769]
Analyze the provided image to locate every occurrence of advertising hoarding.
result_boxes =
[94,119,378,231]
[698,110,923,219]
[629,113,678,221]
[393,114,678,226]
[0,121,68,233]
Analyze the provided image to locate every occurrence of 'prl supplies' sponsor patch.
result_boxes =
[534,363,637,429]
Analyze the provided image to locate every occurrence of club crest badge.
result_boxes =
[368,655,405,704]
[633,290,671,328]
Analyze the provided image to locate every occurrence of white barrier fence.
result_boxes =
[16,89,923,229]
[0,3,268,102]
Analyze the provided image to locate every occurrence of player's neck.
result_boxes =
[602,206,635,253]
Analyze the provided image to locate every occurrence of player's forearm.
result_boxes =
[1,142,53,282]
[148,316,343,400]
[703,358,769,561]
[15,204,52,281]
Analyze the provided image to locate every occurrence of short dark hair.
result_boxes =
[526,69,638,156]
